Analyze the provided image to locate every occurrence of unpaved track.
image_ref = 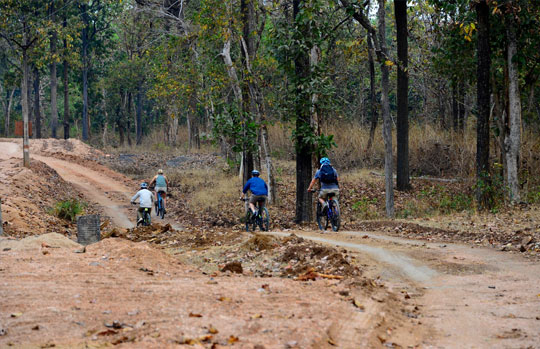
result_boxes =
[0,141,182,229]
[268,230,540,348]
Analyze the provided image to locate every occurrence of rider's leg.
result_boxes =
[137,207,143,222]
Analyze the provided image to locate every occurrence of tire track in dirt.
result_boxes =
[270,230,540,348]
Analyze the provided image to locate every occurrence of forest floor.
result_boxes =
[0,138,539,348]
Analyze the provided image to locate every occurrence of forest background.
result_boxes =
[0,0,539,223]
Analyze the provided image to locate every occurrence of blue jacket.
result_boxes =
[243,177,268,196]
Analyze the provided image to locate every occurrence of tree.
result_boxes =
[339,0,394,216]
[505,6,520,203]
[395,0,410,190]
[475,0,491,208]
[0,0,49,166]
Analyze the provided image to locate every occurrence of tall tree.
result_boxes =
[395,0,410,190]
[475,0,491,208]
[293,0,313,223]
[0,0,48,166]
[339,0,395,216]
[49,2,59,138]
[504,3,521,202]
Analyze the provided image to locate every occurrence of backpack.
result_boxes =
[319,164,337,184]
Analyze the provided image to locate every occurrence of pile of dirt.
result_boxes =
[99,152,222,177]
[0,158,98,238]
[0,233,81,251]
[186,233,361,278]
[32,138,105,159]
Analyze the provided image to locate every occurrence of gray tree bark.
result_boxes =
[378,0,395,217]
[505,15,521,202]
[22,47,30,167]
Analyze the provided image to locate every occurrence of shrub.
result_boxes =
[52,198,86,222]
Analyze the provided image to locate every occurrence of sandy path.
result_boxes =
[0,141,184,229]
[271,230,540,348]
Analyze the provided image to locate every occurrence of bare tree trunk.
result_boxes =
[293,0,313,224]
[505,16,521,202]
[81,4,90,141]
[22,47,30,167]
[49,3,59,138]
[4,88,15,137]
[62,13,70,140]
[102,87,108,146]
[395,0,410,191]
[378,0,394,217]
[458,80,465,132]
[475,0,491,208]
[33,66,42,139]
[452,81,458,131]
[261,123,277,204]
[366,33,378,151]
[136,83,143,145]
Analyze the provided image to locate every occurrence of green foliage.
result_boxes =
[52,198,87,222]
[352,196,379,219]
[419,185,473,214]
[474,172,507,213]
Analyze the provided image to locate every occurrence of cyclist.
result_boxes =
[307,157,339,211]
[241,170,268,218]
[131,182,154,225]
[150,169,169,214]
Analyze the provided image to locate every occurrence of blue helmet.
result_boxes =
[251,170,260,176]
[320,157,330,165]
[140,182,148,189]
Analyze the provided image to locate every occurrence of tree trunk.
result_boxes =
[475,0,491,208]
[49,3,59,138]
[458,80,465,131]
[505,15,521,202]
[366,33,378,152]
[378,0,394,217]
[4,88,15,137]
[136,83,143,145]
[127,92,132,146]
[293,0,313,223]
[33,66,41,139]
[21,47,30,167]
[452,82,458,131]
[261,123,277,204]
[395,0,410,191]
[63,15,70,139]
[81,6,90,141]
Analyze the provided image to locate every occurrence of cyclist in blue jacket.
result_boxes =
[241,170,268,218]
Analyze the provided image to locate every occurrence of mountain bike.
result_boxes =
[134,206,151,227]
[155,190,165,219]
[242,198,269,232]
[312,191,340,232]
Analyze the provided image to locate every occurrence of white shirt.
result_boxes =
[131,189,154,208]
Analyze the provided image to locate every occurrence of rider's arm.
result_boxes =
[241,180,250,199]
[307,177,318,192]
[165,176,170,187]
[131,191,140,204]
[149,176,157,186]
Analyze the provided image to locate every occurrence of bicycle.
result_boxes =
[132,203,152,227]
[312,190,340,232]
[154,190,166,219]
[242,198,269,232]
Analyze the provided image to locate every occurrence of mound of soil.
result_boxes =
[0,233,81,251]
[0,158,97,238]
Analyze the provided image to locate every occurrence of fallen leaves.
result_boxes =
[189,312,203,318]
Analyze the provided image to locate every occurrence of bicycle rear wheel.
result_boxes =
[330,200,340,232]
[245,211,256,232]
[316,202,329,231]
[258,207,270,231]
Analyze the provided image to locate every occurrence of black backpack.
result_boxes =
[319,164,337,184]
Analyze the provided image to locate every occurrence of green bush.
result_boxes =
[52,198,86,222]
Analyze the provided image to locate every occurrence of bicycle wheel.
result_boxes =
[143,209,151,226]
[316,202,329,231]
[245,211,253,232]
[258,207,270,231]
[330,200,340,232]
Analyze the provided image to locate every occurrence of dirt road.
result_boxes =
[1,139,539,347]
[0,140,179,229]
[268,230,540,348]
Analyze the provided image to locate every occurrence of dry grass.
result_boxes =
[168,167,243,213]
